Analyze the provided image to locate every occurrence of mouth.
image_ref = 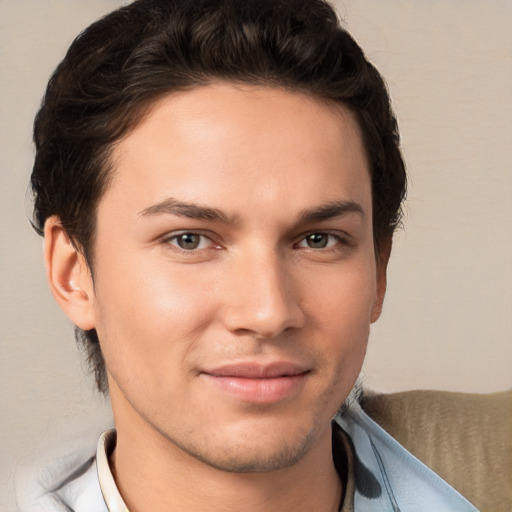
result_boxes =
[200,361,310,404]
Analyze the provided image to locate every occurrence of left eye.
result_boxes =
[298,233,339,249]
[167,232,211,251]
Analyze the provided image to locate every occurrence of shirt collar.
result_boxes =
[96,430,129,512]
[333,400,479,512]
[96,426,357,512]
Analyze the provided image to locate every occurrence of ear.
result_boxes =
[370,237,392,323]
[44,216,96,330]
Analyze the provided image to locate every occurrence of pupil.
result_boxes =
[308,233,328,248]
[178,233,200,250]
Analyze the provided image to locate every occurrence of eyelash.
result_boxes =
[161,230,351,254]
[296,232,349,250]
[161,231,220,253]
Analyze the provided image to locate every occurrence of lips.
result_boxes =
[200,361,310,404]
[204,361,308,378]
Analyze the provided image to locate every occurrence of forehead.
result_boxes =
[103,82,371,223]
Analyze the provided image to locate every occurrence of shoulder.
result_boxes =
[360,389,512,512]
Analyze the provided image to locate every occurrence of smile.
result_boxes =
[200,362,310,404]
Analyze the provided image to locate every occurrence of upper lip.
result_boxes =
[202,361,310,379]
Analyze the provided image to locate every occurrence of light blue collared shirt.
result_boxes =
[333,400,479,511]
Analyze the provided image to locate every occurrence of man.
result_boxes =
[17,0,510,511]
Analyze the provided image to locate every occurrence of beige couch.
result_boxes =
[361,390,512,512]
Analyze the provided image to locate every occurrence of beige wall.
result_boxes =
[1,1,511,508]
[339,0,512,393]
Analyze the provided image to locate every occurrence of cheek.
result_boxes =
[91,255,219,386]
[304,257,377,329]
[304,259,376,371]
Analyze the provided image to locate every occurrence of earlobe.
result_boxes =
[371,238,392,323]
[44,216,96,330]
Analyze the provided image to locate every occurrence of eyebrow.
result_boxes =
[138,198,238,224]
[138,197,364,225]
[298,200,365,224]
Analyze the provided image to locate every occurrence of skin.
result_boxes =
[45,83,388,511]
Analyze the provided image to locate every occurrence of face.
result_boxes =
[87,83,386,472]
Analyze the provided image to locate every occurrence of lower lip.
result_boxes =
[201,373,307,404]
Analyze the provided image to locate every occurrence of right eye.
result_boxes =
[163,232,215,251]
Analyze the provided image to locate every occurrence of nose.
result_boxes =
[220,250,305,338]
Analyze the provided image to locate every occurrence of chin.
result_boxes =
[171,422,316,474]
[194,437,314,474]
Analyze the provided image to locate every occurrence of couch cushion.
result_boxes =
[361,390,512,512]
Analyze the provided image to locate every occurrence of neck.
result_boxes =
[109,411,342,512]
